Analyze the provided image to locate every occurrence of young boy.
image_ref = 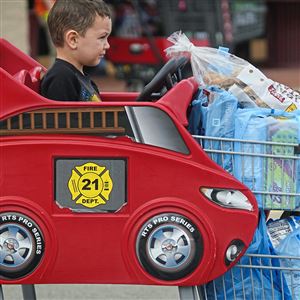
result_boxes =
[41,0,112,101]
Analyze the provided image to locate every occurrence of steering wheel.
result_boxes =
[136,56,189,102]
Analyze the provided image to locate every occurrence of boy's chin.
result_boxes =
[87,58,102,67]
[87,62,100,67]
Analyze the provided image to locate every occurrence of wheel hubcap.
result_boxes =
[147,225,191,270]
[0,224,33,268]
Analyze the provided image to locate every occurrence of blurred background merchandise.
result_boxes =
[0,0,29,54]
[0,0,299,91]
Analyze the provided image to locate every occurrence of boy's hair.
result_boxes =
[48,0,111,47]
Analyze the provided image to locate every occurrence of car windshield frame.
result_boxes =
[126,106,190,155]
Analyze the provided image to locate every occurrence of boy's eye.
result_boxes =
[98,34,109,40]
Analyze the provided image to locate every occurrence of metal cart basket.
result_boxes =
[192,254,300,299]
[189,135,300,300]
[193,135,300,211]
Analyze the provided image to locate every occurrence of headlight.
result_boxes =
[225,239,245,265]
[200,188,253,211]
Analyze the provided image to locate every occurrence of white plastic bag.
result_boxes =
[165,31,248,85]
[165,31,300,111]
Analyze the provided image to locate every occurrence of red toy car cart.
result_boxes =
[0,38,258,289]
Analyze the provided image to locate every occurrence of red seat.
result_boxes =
[13,66,44,93]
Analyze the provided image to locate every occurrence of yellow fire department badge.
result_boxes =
[68,162,113,208]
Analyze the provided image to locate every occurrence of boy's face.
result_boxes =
[76,15,112,67]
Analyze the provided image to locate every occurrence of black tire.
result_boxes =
[136,213,203,281]
[0,212,45,279]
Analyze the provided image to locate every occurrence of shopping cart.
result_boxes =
[180,254,300,299]
[184,135,300,300]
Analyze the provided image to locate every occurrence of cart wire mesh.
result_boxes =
[199,254,300,300]
[193,135,300,211]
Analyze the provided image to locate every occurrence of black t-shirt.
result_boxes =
[41,59,101,102]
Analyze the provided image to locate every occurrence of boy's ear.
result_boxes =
[65,30,79,50]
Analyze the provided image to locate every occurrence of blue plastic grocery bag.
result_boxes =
[188,88,207,136]
[201,210,292,300]
[189,86,238,173]
[204,86,238,173]
[234,108,268,206]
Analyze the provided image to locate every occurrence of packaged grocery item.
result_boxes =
[265,117,299,209]
[267,216,300,299]
[234,108,300,209]
[267,216,300,248]
[165,31,300,111]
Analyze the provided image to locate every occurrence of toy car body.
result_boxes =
[0,38,258,286]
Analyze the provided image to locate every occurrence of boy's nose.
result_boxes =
[105,41,110,49]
